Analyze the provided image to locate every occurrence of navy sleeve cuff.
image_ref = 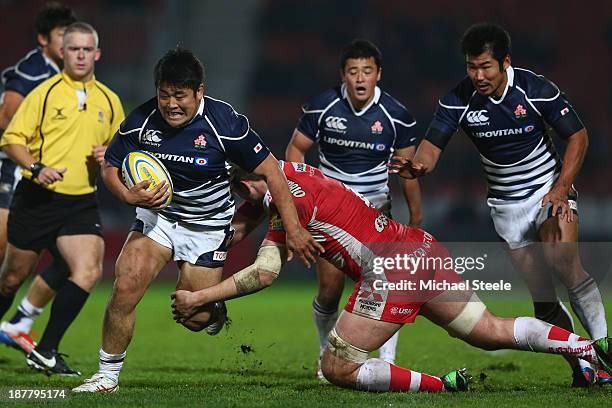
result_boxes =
[550,112,584,139]
[424,126,453,150]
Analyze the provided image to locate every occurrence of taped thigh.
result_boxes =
[445,293,486,338]
[327,328,368,364]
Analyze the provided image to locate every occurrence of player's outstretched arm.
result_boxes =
[389,140,442,179]
[541,128,588,222]
[171,242,287,322]
[285,129,314,163]
[101,160,169,209]
[394,146,423,226]
[253,154,324,267]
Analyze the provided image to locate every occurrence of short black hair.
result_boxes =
[460,23,511,70]
[154,48,205,93]
[339,39,382,71]
[35,2,77,38]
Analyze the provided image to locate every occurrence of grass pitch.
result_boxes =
[0,281,609,407]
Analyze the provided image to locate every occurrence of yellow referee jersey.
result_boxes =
[1,72,124,195]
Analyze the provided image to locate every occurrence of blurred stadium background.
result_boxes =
[1,0,610,279]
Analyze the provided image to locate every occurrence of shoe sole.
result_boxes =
[73,385,118,393]
[26,358,80,377]
[26,358,52,376]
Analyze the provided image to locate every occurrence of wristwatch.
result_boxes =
[30,162,45,179]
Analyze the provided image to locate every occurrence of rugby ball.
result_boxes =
[121,151,173,206]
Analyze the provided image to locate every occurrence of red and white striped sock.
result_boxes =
[513,317,596,362]
[356,358,445,392]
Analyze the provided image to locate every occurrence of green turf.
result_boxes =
[0,282,609,406]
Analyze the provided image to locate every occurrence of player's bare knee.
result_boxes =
[322,328,367,387]
[320,349,355,386]
[70,265,102,291]
[110,275,146,310]
[114,275,141,296]
[320,350,338,382]
[0,268,26,295]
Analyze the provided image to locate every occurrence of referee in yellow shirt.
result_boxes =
[0,22,124,376]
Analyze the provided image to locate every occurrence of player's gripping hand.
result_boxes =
[285,226,324,268]
[123,180,170,210]
[170,290,201,323]
[37,167,67,187]
[387,156,427,179]
[541,186,574,223]
[91,144,107,165]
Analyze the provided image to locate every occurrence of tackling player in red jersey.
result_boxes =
[171,161,612,392]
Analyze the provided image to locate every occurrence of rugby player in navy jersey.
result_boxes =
[389,23,609,386]
[73,48,323,393]
[286,39,422,376]
[0,3,77,355]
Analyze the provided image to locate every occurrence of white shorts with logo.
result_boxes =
[132,208,233,267]
[487,179,578,250]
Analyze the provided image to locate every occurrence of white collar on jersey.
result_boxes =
[185,96,205,125]
[489,66,514,105]
[39,46,60,74]
[341,83,381,116]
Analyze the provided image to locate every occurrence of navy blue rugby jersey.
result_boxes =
[426,66,584,201]
[105,95,270,228]
[1,47,60,97]
[1,47,60,160]
[296,84,416,206]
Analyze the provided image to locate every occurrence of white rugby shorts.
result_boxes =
[487,179,578,249]
[132,208,233,267]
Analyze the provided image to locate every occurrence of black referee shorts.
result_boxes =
[8,179,103,251]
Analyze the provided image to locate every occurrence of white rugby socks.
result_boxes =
[378,331,399,364]
[356,358,444,392]
[569,276,608,340]
[513,317,596,362]
[312,299,338,356]
[7,298,43,333]
[99,349,126,381]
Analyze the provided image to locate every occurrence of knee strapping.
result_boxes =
[327,328,368,364]
[445,293,486,338]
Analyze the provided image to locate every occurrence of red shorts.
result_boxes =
[344,252,465,324]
